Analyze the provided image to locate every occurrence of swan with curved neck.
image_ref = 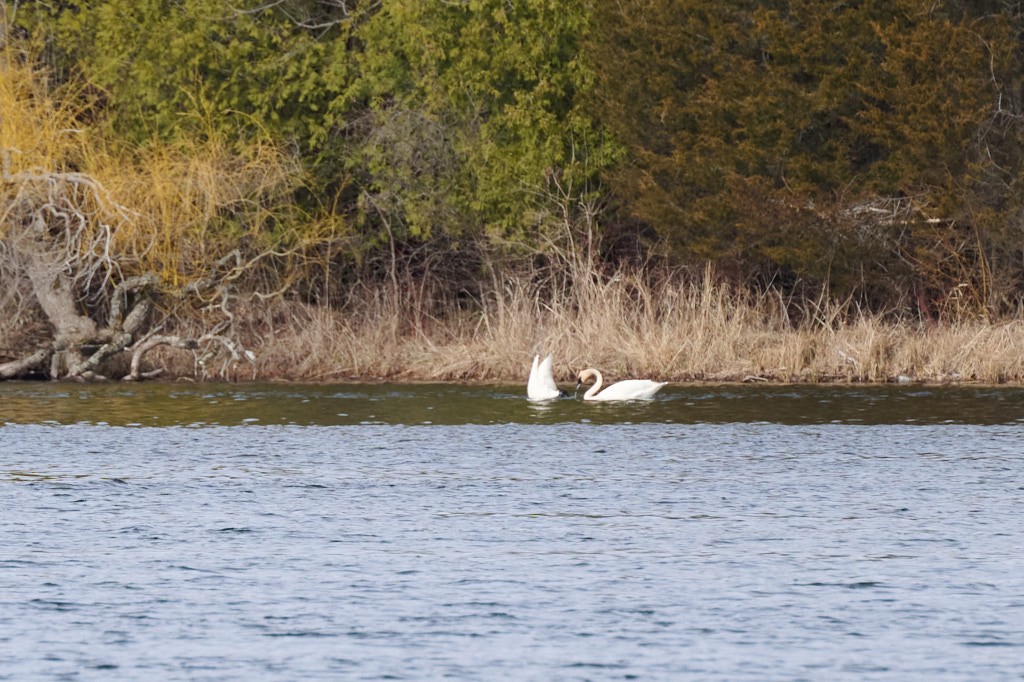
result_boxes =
[527,353,563,400]
[576,368,666,401]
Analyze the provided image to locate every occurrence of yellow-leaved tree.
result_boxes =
[0,32,317,381]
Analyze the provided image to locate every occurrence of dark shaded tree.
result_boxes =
[587,0,1024,314]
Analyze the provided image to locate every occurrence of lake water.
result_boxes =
[2,382,1023,680]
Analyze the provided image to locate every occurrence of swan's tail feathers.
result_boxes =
[643,381,668,398]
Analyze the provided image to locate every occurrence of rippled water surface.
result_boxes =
[2,382,1023,680]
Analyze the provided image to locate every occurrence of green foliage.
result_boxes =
[339,0,613,243]
[16,0,1024,316]
[32,0,349,151]
[20,0,611,260]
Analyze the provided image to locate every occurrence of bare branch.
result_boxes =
[0,347,51,379]
[127,335,199,381]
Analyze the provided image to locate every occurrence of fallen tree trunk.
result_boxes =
[0,347,51,379]
[1,152,259,382]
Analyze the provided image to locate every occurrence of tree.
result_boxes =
[0,36,308,380]
[25,0,613,278]
[587,0,1024,313]
[338,0,612,249]
[26,0,357,151]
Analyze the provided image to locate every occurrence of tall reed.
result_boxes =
[248,262,1024,385]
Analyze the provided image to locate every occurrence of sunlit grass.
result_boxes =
[89,135,305,284]
[0,41,88,174]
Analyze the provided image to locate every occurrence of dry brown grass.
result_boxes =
[241,266,1024,386]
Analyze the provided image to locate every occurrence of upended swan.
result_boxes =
[527,353,563,401]
[576,368,666,401]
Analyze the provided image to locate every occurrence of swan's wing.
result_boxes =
[538,354,559,393]
[594,379,666,401]
[526,354,540,398]
[528,353,561,400]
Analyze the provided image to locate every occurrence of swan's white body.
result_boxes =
[527,354,562,401]
[577,368,666,401]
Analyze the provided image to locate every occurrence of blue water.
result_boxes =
[1,384,1023,679]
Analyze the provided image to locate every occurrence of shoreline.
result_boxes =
[7,278,1024,386]
[2,371,1022,386]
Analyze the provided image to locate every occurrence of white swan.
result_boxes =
[576,368,666,401]
[527,353,563,401]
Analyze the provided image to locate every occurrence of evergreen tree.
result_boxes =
[587,0,1024,311]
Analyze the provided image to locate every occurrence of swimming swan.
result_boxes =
[527,353,563,401]
[576,368,666,401]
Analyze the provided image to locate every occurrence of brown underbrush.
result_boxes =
[241,268,1024,386]
[6,248,1024,384]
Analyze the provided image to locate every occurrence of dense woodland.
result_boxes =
[4,1,1024,382]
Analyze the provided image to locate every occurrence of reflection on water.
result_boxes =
[2,382,1024,679]
[3,381,1024,425]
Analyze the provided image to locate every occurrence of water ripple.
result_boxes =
[1,416,1023,679]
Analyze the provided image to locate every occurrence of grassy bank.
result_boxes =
[6,265,1024,385]
[240,270,1024,386]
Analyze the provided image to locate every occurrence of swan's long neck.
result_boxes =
[583,369,603,400]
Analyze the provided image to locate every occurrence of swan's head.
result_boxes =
[576,368,599,386]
